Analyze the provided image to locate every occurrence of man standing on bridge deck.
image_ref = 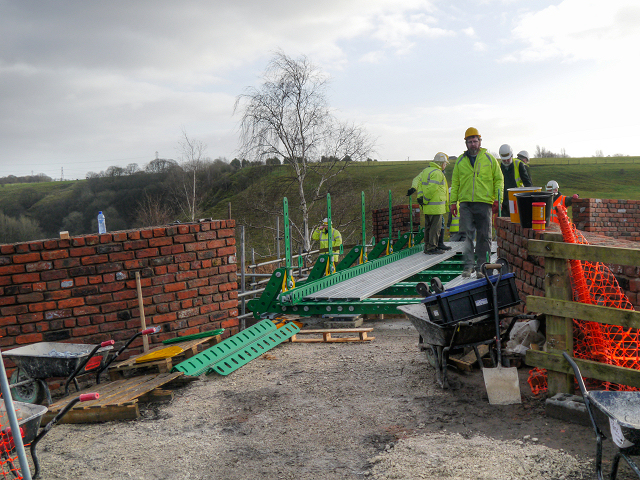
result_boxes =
[499,144,533,218]
[450,127,503,278]
[408,152,449,255]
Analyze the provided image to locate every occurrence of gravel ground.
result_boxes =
[27,317,634,479]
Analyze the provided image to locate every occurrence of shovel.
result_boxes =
[481,262,522,405]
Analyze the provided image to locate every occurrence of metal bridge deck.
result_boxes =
[304,241,465,302]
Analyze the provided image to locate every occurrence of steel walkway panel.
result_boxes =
[444,241,498,289]
[304,241,465,302]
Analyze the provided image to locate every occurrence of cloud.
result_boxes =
[507,0,640,63]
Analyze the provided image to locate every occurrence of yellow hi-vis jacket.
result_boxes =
[450,148,504,206]
[312,227,343,261]
[411,162,448,215]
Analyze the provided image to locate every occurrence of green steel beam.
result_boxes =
[271,297,424,316]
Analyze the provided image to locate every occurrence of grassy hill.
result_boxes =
[1,157,639,254]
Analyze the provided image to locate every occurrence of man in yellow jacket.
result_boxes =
[311,218,342,262]
[409,152,449,254]
[450,128,504,278]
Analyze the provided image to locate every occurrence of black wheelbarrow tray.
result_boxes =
[563,352,640,480]
[4,341,114,405]
[397,272,522,388]
[1,393,98,478]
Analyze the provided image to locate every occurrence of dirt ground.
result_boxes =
[32,317,638,480]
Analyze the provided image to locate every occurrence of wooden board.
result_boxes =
[43,372,184,424]
[448,345,490,372]
[135,346,184,363]
[290,328,374,343]
[108,336,220,379]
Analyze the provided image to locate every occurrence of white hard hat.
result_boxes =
[517,150,529,161]
[433,152,449,164]
[322,218,328,224]
[546,180,559,192]
[499,144,513,160]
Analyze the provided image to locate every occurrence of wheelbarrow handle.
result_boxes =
[30,393,99,479]
[94,326,161,384]
[64,341,112,396]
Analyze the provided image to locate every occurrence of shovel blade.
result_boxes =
[482,365,522,405]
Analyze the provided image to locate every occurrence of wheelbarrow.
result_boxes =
[1,393,98,479]
[563,352,640,479]
[398,262,524,388]
[5,327,159,404]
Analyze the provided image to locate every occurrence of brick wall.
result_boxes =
[372,204,421,241]
[572,198,640,241]
[496,216,640,312]
[0,220,239,359]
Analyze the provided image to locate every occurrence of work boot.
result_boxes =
[438,243,452,251]
[424,249,445,255]
[475,269,485,279]
[462,267,473,278]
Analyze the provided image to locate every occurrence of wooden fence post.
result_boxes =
[542,232,574,395]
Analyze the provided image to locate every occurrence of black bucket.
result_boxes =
[514,191,553,228]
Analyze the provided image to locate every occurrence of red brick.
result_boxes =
[13,252,41,263]
[16,333,43,344]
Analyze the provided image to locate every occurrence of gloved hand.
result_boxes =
[492,200,499,215]
[572,194,579,200]
[406,188,416,197]
[450,203,457,217]
[417,197,424,206]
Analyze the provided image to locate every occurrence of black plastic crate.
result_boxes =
[421,273,520,325]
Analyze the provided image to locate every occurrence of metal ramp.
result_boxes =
[303,242,464,302]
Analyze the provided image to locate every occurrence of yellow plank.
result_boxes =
[135,346,184,363]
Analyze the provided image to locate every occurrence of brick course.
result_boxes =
[0,220,239,360]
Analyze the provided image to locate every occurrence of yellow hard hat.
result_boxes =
[464,127,481,139]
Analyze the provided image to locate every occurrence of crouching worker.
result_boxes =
[408,152,449,255]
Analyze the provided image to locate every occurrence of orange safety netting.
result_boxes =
[0,393,26,479]
[528,204,639,395]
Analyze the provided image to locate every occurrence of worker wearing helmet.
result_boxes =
[516,150,530,165]
[499,144,533,217]
[408,152,449,254]
[450,128,504,278]
[546,181,579,224]
[311,218,343,262]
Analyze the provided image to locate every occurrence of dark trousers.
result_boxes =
[424,214,443,252]
[459,202,492,270]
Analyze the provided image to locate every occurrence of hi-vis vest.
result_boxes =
[450,205,460,232]
[550,195,568,224]
[513,158,524,188]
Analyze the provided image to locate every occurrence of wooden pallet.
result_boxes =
[43,372,195,424]
[290,328,374,343]
[108,335,221,380]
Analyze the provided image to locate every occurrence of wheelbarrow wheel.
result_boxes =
[423,344,438,369]
[10,368,45,404]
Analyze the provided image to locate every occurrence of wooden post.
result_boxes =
[542,232,574,395]
[135,271,149,352]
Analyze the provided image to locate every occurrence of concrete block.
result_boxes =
[545,393,607,429]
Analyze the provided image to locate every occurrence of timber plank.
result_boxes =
[528,239,640,266]
[290,328,374,343]
[526,296,640,329]
[46,372,183,423]
[526,350,640,389]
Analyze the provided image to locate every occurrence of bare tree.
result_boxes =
[234,51,375,250]
[175,129,209,222]
[134,192,175,227]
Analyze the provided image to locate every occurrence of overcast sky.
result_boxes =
[2,0,639,180]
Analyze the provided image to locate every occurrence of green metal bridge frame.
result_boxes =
[247,191,465,318]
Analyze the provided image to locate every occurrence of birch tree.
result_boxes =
[234,51,374,250]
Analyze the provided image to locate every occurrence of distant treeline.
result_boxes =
[0,173,53,185]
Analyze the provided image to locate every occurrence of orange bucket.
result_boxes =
[507,187,541,224]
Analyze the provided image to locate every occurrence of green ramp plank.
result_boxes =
[206,322,300,376]
[162,328,225,344]
[172,320,276,376]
